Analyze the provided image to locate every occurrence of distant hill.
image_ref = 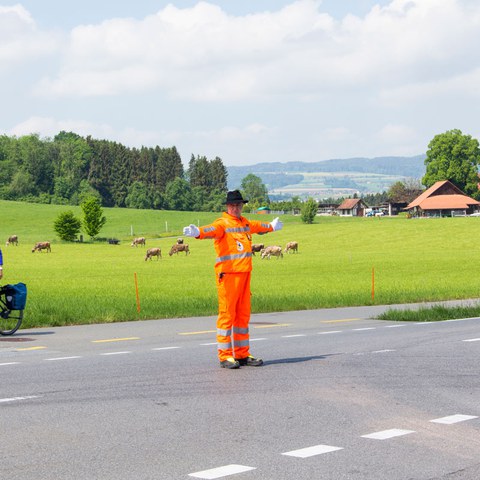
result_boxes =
[227,154,426,198]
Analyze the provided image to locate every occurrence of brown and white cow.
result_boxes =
[32,241,51,253]
[145,247,161,261]
[169,243,190,256]
[131,237,146,247]
[6,235,18,246]
[284,241,298,254]
[261,245,283,259]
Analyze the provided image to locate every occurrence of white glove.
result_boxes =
[183,224,200,237]
[270,217,283,231]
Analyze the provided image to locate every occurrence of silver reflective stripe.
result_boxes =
[233,326,249,335]
[217,328,231,337]
[261,223,271,228]
[217,341,232,349]
[225,227,250,233]
[204,227,216,233]
[216,252,252,263]
[235,339,250,347]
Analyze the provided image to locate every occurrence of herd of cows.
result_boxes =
[5,235,299,261]
[133,237,299,261]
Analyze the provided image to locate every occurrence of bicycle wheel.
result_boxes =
[0,308,23,335]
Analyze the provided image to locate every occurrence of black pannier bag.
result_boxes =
[4,283,27,310]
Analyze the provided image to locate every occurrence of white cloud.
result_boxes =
[8,115,272,151]
[32,0,480,102]
[0,4,60,68]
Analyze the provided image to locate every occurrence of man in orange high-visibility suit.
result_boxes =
[183,190,283,369]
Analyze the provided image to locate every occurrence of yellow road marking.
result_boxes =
[92,337,140,343]
[178,330,216,336]
[253,323,291,329]
[320,318,362,324]
[16,346,47,351]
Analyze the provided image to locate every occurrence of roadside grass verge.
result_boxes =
[377,304,480,322]
[3,199,480,328]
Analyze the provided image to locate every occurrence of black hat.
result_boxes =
[224,190,248,204]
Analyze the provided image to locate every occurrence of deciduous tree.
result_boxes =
[423,129,480,198]
[81,197,106,239]
[301,198,318,224]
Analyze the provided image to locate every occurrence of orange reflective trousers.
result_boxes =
[216,271,251,362]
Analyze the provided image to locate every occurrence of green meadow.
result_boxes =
[2,199,480,329]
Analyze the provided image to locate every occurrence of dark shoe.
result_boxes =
[220,357,240,369]
[236,355,263,367]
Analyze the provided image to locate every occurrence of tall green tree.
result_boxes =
[423,129,480,198]
[188,155,211,188]
[164,178,193,211]
[155,146,184,193]
[209,157,228,192]
[81,196,106,239]
[125,181,152,209]
[86,138,114,207]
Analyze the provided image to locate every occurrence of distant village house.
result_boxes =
[336,198,368,217]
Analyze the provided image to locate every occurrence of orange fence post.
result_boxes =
[134,272,141,314]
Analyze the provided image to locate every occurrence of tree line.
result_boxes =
[1,128,478,216]
[0,131,228,212]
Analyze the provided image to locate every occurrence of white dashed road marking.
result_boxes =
[385,325,405,328]
[430,414,478,425]
[353,328,376,331]
[361,429,415,440]
[282,444,343,458]
[318,330,342,335]
[463,338,480,342]
[0,395,40,403]
[100,351,131,356]
[45,356,82,361]
[152,346,181,351]
[189,464,256,479]
[0,362,20,366]
[282,334,307,338]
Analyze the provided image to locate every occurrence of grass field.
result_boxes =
[2,199,480,329]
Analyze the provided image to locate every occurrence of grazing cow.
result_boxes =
[131,237,146,247]
[6,235,18,246]
[145,247,161,261]
[32,241,51,253]
[284,241,298,254]
[169,243,190,256]
[261,245,283,259]
[251,243,264,256]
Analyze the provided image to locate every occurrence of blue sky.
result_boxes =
[1,0,479,167]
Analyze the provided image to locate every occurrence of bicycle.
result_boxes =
[0,283,27,336]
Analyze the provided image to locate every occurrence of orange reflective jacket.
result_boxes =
[197,212,273,274]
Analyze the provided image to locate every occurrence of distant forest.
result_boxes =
[0,132,228,211]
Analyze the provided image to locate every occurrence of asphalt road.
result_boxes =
[1,302,479,480]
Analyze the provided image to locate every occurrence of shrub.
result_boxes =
[54,211,82,241]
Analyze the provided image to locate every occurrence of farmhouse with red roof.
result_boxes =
[406,180,480,217]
